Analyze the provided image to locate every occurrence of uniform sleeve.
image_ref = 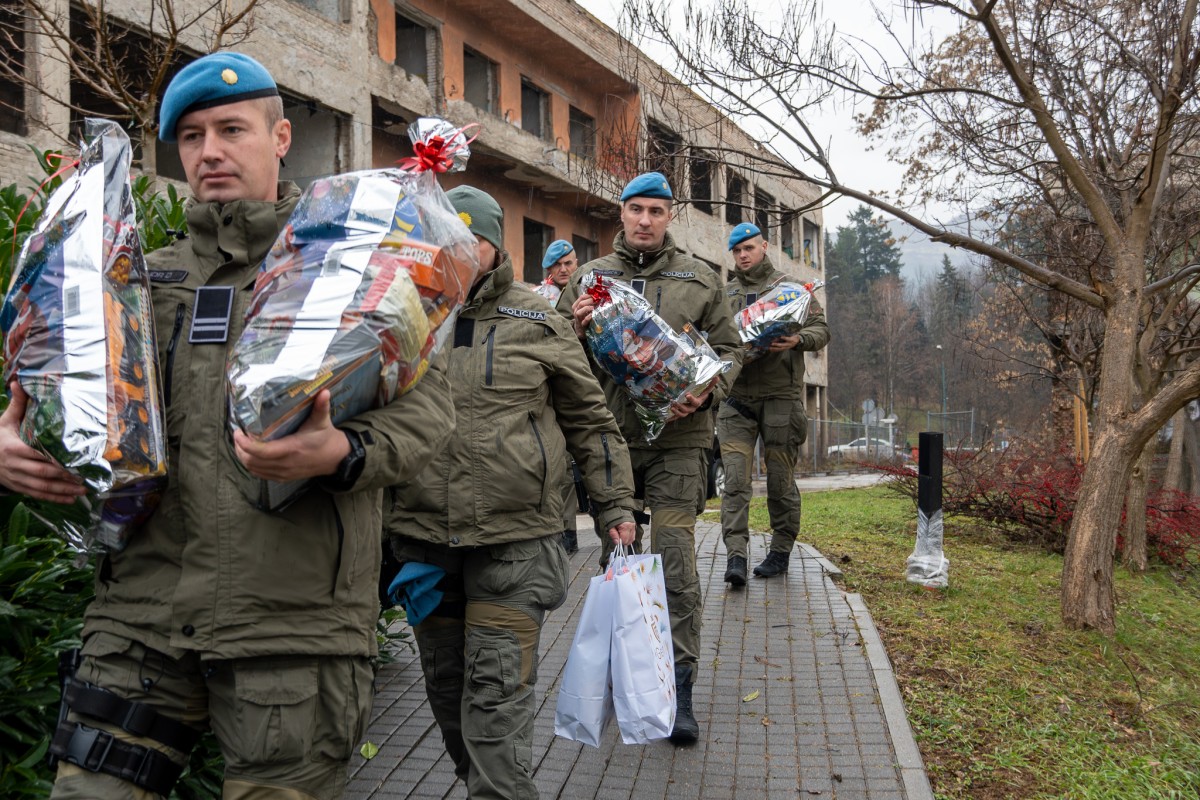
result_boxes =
[337,351,455,492]
[699,279,744,405]
[554,268,582,325]
[798,301,831,352]
[546,318,636,532]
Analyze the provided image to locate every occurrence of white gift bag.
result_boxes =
[554,571,616,746]
[609,552,676,744]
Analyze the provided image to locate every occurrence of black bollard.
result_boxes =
[907,432,949,587]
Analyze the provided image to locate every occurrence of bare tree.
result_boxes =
[621,0,1200,634]
[0,0,260,171]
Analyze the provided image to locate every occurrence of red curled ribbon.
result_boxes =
[398,123,480,174]
[586,272,612,306]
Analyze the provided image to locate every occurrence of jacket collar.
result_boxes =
[467,253,515,308]
[612,230,676,271]
[185,182,301,270]
[734,254,775,287]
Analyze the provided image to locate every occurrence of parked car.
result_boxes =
[826,437,905,462]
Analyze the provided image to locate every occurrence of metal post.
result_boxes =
[907,432,949,588]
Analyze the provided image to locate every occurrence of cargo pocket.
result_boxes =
[469,539,542,599]
[464,627,521,737]
[226,658,318,766]
[312,657,374,763]
[762,402,792,449]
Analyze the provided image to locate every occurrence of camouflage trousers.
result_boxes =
[390,535,569,800]
[51,632,373,800]
[716,397,807,560]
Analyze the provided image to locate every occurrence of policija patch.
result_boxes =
[660,270,696,279]
[497,306,547,321]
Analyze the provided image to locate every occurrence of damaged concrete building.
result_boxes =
[0,0,829,425]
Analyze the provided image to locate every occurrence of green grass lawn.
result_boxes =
[703,486,1200,799]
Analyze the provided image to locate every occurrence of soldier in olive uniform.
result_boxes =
[0,54,457,799]
[557,172,743,744]
[387,187,637,799]
[720,223,830,585]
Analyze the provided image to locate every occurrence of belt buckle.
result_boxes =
[65,725,114,772]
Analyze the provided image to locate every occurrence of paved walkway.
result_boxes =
[346,515,932,800]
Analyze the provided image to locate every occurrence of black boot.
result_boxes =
[753,550,790,578]
[670,664,700,744]
[560,529,578,555]
[724,555,747,587]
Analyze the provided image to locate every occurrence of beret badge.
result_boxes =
[221,68,238,85]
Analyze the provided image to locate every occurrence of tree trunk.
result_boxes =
[1162,408,1185,492]
[1060,424,1135,634]
[1120,445,1152,573]
[1186,412,1200,496]
[1061,258,1142,635]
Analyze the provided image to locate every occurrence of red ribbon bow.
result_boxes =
[398,123,480,174]
[586,273,612,306]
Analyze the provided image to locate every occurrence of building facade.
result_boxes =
[0,0,830,433]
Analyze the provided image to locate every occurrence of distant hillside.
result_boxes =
[888,217,988,284]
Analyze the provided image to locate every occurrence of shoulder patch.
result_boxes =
[660,270,697,279]
[593,268,625,277]
[148,269,188,283]
[726,286,740,296]
[497,306,547,321]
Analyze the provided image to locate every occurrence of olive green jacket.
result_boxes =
[387,255,636,545]
[725,255,829,402]
[556,232,743,450]
[84,182,455,660]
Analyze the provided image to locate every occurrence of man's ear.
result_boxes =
[275,118,293,160]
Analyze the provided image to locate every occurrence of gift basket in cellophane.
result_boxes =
[226,118,479,510]
[737,280,824,363]
[0,119,167,552]
[582,273,729,442]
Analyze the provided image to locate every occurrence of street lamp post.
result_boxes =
[935,344,947,418]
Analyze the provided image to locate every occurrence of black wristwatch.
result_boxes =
[324,429,366,491]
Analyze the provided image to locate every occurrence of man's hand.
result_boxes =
[668,387,713,422]
[232,390,351,482]
[0,381,87,503]
[768,334,802,353]
[608,521,636,546]
[570,294,595,338]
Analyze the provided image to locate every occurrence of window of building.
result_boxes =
[521,78,550,140]
[371,96,413,167]
[572,234,598,265]
[754,189,774,238]
[780,210,797,259]
[463,46,498,113]
[0,0,26,135]
[803,219,821,268]
[395,10,430,80]
[646,121,683,190]
[689,149,713,214]
[523,218,554,284]
[568,105,596,159]
[725,170,746,225]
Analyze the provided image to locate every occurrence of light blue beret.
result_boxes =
[542,239,574,269]
[159,53,280,142]
[727,222,762,250]
[620,171,674,202]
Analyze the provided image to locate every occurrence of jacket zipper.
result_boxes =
[164,303,185,407]
[528,412,548,511]
[601,433,612,485]
[331,498,344,595]
[655,286,663,314]
[484,324,496,386]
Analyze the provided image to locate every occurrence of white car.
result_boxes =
[826,437,903,461]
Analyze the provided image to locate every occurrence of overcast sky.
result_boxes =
[575,0,954,231]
